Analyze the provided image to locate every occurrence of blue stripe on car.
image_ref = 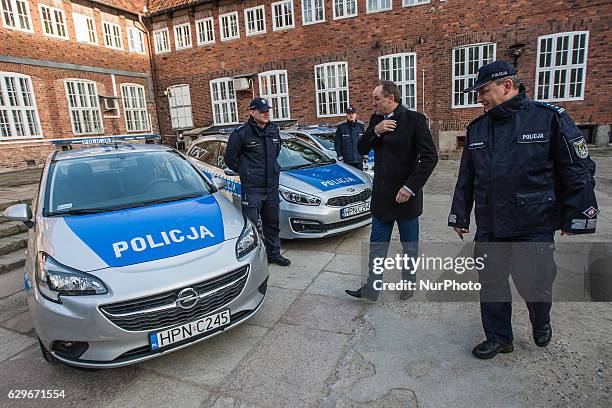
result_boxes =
[285,163,363,191]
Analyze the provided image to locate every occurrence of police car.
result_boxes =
[2,135,268,369]
[187,133,373,238]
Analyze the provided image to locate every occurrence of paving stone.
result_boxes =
[281,293,363,334]
[267,250,334,290]
[0,326,36,363]
[0,267,24,298]
[246,286,301,328]
[1,311,34,335]
[325,253,366,276]
[0,290,28,323]
[306,271,363,300]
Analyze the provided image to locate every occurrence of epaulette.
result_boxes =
[532,101,566,115]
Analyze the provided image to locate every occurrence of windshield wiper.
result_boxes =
[112,193,205,210]
[47,208,115,216]
[283,162,333,171]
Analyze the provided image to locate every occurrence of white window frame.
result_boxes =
[39,4,68,39]
[402,0,429,7]
[272,0,295,31]
[102,21,123,50]
[173,22,192,50]
[64,79,104,136]
[73,13,97,45]
[378,52,417,110]
[535,31,589,102]
[302,0,325,25]
[120,83,149,132]
[451,42,496,109]
[153,28,170,53]
[244,5,266,36]
[258,70,291,120]
[366,0,392,14]
[219,12,239,41]
[209,78,239,126]
[1,0,33,32]
[0,72,42,140]
[333,0,357,20]
[196,17,215,45]
[314,62,349,118]
[167,84,194,130]
[127,27,145,53]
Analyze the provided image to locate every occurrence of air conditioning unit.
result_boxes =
[233,78,250,91]
[100,96,119,111]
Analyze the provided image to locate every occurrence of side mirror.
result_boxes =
[212,177,227,190]
[2,203,34,228]
[224,168,238,177]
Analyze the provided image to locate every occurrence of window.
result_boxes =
[1,0,33,32]
[452,43,496,108]
[0,73,42,139]
[272,0,294,31]
[302,0,325,25]
[127,27,145,53]
[153,28,170,53]
[120,84,149,132]
[314,62,349,117]
[196,17,215,45]
[210,78,238,125]
[219,12,239,41]
[259,70,290,120]
[366,0,392,13]
[174,22,192,50]
[244,6,265,36]
[379,53,417,110]
[73,13,97,44]
[39,4,67,39]
[102,21,123,50]
[403,0,429,7]
[535,31,589,101]
[167,84,193,129]
[333,0,357,19]
[65,80,103,135]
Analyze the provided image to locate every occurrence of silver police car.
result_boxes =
[2,137,268,368]
[187,133,373,239]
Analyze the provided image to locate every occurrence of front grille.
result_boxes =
[290,213,372,233]
[327,188,372,207]
[99,266,249,332]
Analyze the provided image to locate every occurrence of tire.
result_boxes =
[38,338,56,364]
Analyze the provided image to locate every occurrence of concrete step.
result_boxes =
[0,266,25,298]
[0,248,27,275]
[0,232,28,257]
[0,221,28,239]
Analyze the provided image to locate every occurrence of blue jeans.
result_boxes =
[365,216,419,298]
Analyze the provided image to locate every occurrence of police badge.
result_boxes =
[572,138,589,159]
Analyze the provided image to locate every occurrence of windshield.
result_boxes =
[310,132,335,150]
[278,138,335,170]
[45,150,212,216]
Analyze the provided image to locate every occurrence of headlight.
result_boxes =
[236,218,258,259]
[279,187,321,206]
[35,252,108,303]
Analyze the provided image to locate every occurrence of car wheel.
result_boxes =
[39,338,56,364]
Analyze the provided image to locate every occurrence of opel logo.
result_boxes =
[176,288,199,310]
[347,187,355,192]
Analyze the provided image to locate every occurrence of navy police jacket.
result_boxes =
[334,120,365,163]
[224,117,281,194]
[448,86,598,236]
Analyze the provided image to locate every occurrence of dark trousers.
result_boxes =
[475,231,556,344]
[346,162,363,171]
[241,191,281,259]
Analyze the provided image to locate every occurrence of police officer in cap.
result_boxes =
[334,106,367,170]
[224,97,290,266]
[448,60,598,359]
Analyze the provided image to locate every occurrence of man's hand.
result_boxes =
[560,230,576,236]
[374,120,397,135]
[337,156,343,162]
[453,227,469,240]
[395,188,413,203]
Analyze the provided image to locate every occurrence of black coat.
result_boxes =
[334,120,365,163]
[358,105,438,222]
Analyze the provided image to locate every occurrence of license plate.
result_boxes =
[341,202,370,219]
[149,310,230,350]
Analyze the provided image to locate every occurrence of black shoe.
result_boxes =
[399,289,414,301]
[345,286,376,301]
[533,323,552,347]
[472,340,514,359]
[268,256,291,266]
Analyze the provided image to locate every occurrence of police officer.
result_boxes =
[224,97,290,266]
[448,61,598,359]
[334,106,366,170]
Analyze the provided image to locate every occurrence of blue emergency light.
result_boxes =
[51,134,161,149]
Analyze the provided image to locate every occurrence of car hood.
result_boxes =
[38,193,244,271]
[280,163,368,193]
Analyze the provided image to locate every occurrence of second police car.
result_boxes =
[2,135,268,368]
[187,132,373,238]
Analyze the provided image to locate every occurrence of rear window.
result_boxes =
[45,151,212,216]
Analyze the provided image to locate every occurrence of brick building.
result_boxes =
[1,0,610,170]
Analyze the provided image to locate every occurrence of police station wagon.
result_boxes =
[187,133,373,239]
[2,136,268,368]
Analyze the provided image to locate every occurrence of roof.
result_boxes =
[147,0,205,15]
[54,144,173,161]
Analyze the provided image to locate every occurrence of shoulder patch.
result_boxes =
[532,101,566,115]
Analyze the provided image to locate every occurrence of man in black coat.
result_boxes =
[334,106,366,170]
[345,80,438,301]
